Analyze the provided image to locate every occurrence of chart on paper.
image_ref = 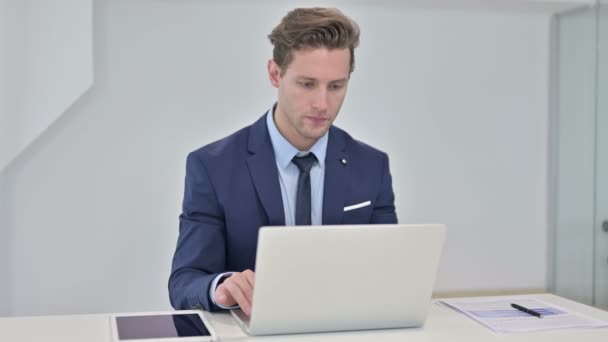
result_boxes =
[438,296,608,334]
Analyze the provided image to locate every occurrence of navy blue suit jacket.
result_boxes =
[169,113,397,311]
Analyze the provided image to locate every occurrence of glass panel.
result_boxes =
[551,7,597,305]
[594,0,608,309]
[553,1,608,309]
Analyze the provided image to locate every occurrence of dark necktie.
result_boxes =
[292,153,317,225]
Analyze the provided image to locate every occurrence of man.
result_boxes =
[169,7,397,316]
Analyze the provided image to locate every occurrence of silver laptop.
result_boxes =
[231,224,447,335]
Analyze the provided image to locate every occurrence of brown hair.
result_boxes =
[268,7,360,75]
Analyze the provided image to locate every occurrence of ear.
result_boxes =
[267,59,281,88]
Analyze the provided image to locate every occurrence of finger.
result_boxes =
[243,269,256,289]
[230,274,254,307]
[215,285,236,307]
[223,278,252,315]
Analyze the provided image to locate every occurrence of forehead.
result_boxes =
[284,48,351,81]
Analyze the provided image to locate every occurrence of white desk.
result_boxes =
[1,294,607,341]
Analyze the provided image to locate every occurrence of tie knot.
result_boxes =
[292,153,317,173]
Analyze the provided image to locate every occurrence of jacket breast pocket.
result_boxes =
[342,200,373,224]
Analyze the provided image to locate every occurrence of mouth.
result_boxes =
[306,116,329,125]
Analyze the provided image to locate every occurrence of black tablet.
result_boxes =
[111,311,217,341]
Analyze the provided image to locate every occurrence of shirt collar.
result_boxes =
[266,104,328,170]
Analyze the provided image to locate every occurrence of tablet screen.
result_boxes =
[115,313,212,340]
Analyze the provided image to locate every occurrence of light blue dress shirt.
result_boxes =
[209,106,329,308]
[266,105,328,226]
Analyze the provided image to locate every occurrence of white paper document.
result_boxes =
[439,296,608,334]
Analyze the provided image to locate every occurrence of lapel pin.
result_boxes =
[341,158,347,165]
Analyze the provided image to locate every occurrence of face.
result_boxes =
[268,48,351,151]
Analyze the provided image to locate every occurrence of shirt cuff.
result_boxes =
[209,272,240,310]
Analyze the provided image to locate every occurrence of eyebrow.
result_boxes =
[296,77,348,83]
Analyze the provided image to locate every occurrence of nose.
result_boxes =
[311,88,328,113]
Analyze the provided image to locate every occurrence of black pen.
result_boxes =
[511,303,543,318]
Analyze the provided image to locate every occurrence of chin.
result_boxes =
[298,124,331,141]
[308,131,329,141]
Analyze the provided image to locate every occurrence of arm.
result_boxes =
[371,152,398,224]
[169,152,227,312]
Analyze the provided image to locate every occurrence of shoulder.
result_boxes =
[188,126,249,163]
[186,114,266,165]
[331,125,389,162]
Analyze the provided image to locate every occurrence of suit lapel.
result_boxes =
[322,127,349,225]
[246,114,285,226]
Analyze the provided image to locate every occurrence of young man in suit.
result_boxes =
[169,7,397,316]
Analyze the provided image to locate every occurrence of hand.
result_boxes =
[215,269,255,316]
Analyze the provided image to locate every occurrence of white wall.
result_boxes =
[0,0,15,317]
[0,175,9,317]
[2,0,551,316]
[0,0,93,172]
[344,4,550,294]
[0,0,93,316]
[0,173,7,317]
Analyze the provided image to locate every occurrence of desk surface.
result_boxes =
[1,294,608,341]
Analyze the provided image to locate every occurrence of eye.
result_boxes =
[298,81,315,89]
[329,83,345,90]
